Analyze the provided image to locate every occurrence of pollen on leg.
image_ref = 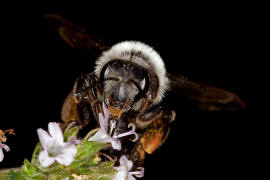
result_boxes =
[140,130,164,154]
[139,148,145,160]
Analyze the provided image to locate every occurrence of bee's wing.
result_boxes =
[44,14,110,58]
[44,14,245,111]
[167,73,245,111]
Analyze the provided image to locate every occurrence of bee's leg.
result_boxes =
[136,105,163,128]
[128,108,175,170]
[61,72,103,129]
[136,98,153,117]
[138,109,175,155]
[61,92,87,128]
[128,141,146,170]
[85,72,104,122]
[61,78,92,128]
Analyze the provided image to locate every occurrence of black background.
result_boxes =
[0,2,260,179]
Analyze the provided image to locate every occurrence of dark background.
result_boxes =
[0,2,260,179]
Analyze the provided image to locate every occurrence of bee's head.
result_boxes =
[95,41,169,118]
[100,60,149,115]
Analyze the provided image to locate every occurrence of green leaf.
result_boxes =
[74,141,109,162]
[64,126,79,142]
[68,141,110,174]
[84,161,117,180]
[6,170,24,180]
[21,159,35,176]
[46,167,73,180]
[21,159,46,179]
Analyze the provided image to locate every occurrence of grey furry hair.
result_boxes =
[95,41,169,103]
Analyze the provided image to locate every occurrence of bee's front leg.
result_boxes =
[61,93,91,128]
[61,72,103,129]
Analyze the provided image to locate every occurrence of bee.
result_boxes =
[44,14,245,172]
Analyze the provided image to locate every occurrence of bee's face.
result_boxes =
[101,60,149,115]
[95,41,169,118]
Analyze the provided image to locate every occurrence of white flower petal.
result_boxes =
[49,137,66,151]
[119,156,129,167]
[37,128,51,150]
[113,167,129,180]
[88,129,111,143]
[37,122,78,167]
[38,150,55,167]
[114,156,135,180]
[88,129,122,150]
[98,113,106,131]
[0,149,4,162]
[1,144,10,152]
[56,153,74,166]
[111,139,121,150]
[114,156,138,180]
[48,122,63,142]
[62,144,77,157]
[127,160,133,171]
[120,156,133,171]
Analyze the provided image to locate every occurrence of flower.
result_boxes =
[37,122,78,167]
[88,102,121,150]
[0,142,10,162]
[88,103,139,150]
[113,156,144,180]
[114,124,138,142]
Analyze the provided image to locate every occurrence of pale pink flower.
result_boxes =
[0,142,10,162]
[88,103,138,150]
[37,122,78,167]
[114,123,138,142]
[113,156,144,180]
